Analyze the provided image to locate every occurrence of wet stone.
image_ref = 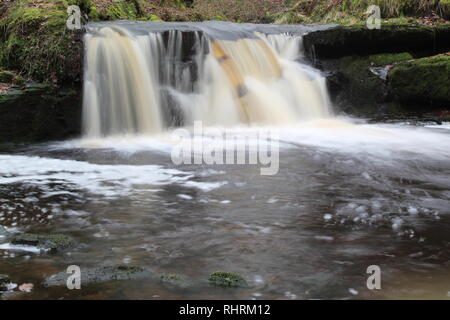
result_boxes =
[160,273,193,289]
[0,274,10,291]
[10,233,75,253]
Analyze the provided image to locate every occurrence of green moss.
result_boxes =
[103,1,138,20]
[0,0,82,84]
[273,0,450,24]
[148,14,163,22]
[326,52,414,117]
[208,271,248,288]
[367,53,413,66]
[388,54,450,105]
[114,265,144,276]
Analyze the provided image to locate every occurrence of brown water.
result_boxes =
[1,121,449,300]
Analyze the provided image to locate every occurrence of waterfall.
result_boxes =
[82,22,332,137]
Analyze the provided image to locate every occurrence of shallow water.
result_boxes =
[1,119,449,300]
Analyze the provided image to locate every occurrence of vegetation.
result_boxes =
[273,0,450,25]
[0,0,83,85]
[325,52,414,115]
[388,53,450,106]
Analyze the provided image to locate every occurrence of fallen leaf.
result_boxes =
[18,283,34,292]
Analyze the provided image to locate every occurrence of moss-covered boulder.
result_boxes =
[208,271,248,288]
[10,233,76,253]
[388,53,450,107]
[322,52,414,116]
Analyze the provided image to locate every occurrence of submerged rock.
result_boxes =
[208,271,248,288]
[44,265,150,287]
[10,233,75,253]
[160,273,193,289]
[0,225,9,238]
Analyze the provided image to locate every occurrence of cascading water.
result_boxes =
[82,22,332,137]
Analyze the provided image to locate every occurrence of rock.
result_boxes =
[0,274,10,291]
[388,53,450,108]
[303,25,450,59]
[160,273,192,289]
[0,84,82,144]
[10,233,76,253]
[208,271,248,288]
[320,53,414,117]
[44,265,150,287]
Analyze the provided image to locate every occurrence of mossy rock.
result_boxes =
[10,233,76,253]
[367,53,413,66]
[323,52,414,117]
[208,271,248,288]
[388,53,450,107]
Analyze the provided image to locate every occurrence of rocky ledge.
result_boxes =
[304,25,450,118]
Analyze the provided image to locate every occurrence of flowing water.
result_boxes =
[1,22,449,300]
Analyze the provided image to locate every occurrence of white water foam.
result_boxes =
[57,118,450,164]
[0,155,226,198]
